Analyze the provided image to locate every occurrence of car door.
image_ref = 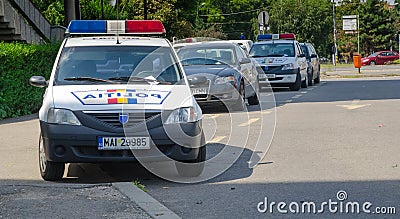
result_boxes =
[235,45,254,97]
[295,42,307,80]
[308,44,319,76]
[376,52,386,65]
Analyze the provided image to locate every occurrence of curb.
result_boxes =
[113,182,181,219]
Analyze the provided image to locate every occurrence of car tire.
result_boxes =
[232,81,246,111]
[175,134,206,177]
[301,73,308,88]
[289,71,301,91]
[314,71,320,84]
[370,61,376,65]
[39,135,64,181]
[247,82,260,105]
[308,70,313,86]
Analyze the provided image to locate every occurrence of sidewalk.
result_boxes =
[0,182,152,219]
[321,64,400,78]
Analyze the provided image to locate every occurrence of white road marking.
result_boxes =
[292,95,302,99]
[336,99,371,110]
[207,136,226,143]
[238,118,260,127]
[285,100,293,103]
[301,91,307,94]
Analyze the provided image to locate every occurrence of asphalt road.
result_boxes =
[1,77,400,218]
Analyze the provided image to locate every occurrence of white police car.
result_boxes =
[249,34,308,91]
[29,20,205,181]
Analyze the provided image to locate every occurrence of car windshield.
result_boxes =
[249,43,295,57]
[368,52,378,57]
[55,46,183,85]
[177,46,236,66]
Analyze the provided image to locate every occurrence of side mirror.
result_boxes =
[240,57,251,64]
[298,54,306,58]
[29,76,48,88]
[310,54,317,58]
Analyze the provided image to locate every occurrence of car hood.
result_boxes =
[51,84,194,111]
[253,57,294,66]
[183,65,233,76]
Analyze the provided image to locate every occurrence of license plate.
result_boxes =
[98,137,150,150]
[259,74,267,79]
[191,88,208,95]
[266,74,276,79]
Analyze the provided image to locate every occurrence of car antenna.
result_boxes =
[116,0,120,44]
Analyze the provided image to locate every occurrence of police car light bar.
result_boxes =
[67,20,166,35]
[257,33,296,41]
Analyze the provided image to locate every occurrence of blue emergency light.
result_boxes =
[257,33,295,41]
[67,20,166,35]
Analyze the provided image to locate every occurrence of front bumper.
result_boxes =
[40,112,202,163]
[258,65,297,86]
[191,82,239,105]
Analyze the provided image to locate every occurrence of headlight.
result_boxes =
[281,63,295,70]
[47,108,81,125]
[165,105,202,124]
[215,76,235,84]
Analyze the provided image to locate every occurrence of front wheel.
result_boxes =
[314,71,320,84]
[301,73,308,88]
[175,135,206,177]
[232,81,246,111]
[308,71,313,86]
[370,61,376,65]
[289,71,301,91]
[39,135,64,181]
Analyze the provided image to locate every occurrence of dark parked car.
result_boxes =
[177,41,260,111]
[300,42,321,85]
[361,51,399,65]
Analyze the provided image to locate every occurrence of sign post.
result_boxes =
[258,11,269,35]
[343,15,360,73]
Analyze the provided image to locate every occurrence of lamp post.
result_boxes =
[195,2,206,30]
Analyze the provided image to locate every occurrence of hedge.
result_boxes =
[0,42,60,119]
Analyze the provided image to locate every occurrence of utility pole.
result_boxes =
[333,1,338,68]
[64,0,76,27]
[144,0,148,20]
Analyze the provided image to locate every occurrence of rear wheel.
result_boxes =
[289,71,301,91]
[39,135,64,181]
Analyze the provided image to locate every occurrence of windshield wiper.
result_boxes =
[108,76,171,85]
[64,77,116,83]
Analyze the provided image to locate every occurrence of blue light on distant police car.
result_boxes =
[68,20,107,33]
[257,33,295,41]
[257,34,272,40]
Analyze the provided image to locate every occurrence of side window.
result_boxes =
[235,46,245,62]
[295,43,302,56]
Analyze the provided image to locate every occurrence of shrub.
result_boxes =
[0,42,60,119]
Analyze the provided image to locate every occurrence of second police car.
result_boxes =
[249,34,308,91]
[29,20,205,181]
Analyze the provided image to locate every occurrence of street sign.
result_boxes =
[258,11,269,27]
[343,15,357,31]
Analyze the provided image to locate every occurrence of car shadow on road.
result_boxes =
[58,144,262,185]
